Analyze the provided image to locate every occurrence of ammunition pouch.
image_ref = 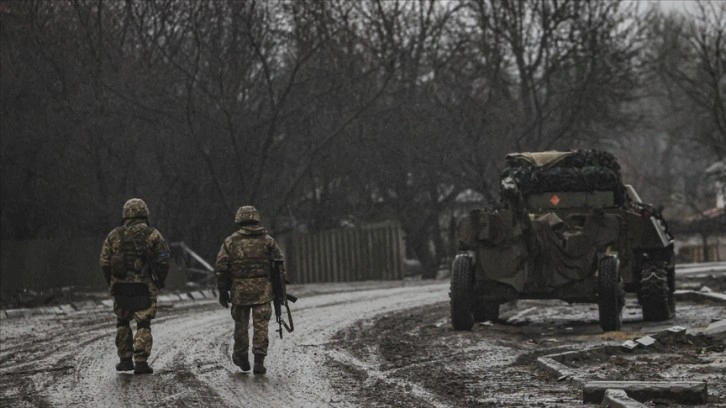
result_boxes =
[112,282,151,311]
[117,319,131,328]
[137,320,151,329]
[230,258,269,279]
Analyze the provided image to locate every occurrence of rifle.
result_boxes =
[270,259,297,339]
[139,250,164,289]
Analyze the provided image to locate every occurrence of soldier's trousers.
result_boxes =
[115,304,156,363]
[231,303,272,357]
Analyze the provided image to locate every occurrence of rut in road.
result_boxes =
[0,282,448,407]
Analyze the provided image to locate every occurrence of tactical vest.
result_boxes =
[111,225,154,279]
[228,233,270,279]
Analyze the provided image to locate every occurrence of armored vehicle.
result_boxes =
[450,150,675,332]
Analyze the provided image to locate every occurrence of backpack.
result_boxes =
[111,225,154,279]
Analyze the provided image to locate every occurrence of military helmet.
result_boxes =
[122,198,149,219]
[235,205,261,224]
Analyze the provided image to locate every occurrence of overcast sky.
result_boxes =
[650,0,704,13]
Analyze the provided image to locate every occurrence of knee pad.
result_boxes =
[137,320,151,329]
[117,319,131,328]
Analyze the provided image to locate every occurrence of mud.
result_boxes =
[0,281,449,407]
[1,276,724,407]
[325,303,583,407]
[326,293,725,407]
[568,332,726,404]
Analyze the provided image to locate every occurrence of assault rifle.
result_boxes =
[139,250,164,289]
[271,259,297,339]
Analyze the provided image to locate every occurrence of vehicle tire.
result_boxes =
[450,254,474,330]
[598,255,623,332]
[472,302,500,322]
[639,266,675,321]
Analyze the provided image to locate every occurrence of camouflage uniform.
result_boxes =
[99,198,170,373]
[216,206,285,373]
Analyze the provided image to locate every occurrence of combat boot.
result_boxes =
[115,358,134,372]
[233,353,251,372]
[133,361,154,375]
[253,354,266,375]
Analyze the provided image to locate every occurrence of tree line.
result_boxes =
[1,0,723,277]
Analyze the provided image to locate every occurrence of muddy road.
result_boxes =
[1,272,724,407]
[0,282,447,407]
[326,299,725,407]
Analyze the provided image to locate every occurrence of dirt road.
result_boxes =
[1,272,724,407]
[0,281,447,407]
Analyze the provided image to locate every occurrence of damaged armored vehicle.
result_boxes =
[451,150,675,332]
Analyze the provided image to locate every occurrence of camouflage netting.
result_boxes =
[501,150,626,204]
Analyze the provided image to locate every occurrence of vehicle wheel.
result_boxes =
[472,302,500,322]
[450,254,474,330]
[598,255,623,332]
[639,266,675,321]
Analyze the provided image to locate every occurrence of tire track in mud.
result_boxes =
[325,302,586,407]
[192,284,451,408]
[324,349,451,408]
[326,296,726,407]
[48,305,230,407]
[1,282,449,407]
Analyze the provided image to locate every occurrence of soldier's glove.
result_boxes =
[219,290,230,308]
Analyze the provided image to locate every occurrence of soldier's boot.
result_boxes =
[133,361,154,375]
[253,354,266,375]
[115,358,134,372]
[233,353,251,372]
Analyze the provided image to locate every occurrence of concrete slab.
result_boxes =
[635,335,656,347]
[536,356,585,387]
[37,307,58,315]
[0,310,6,320]
[674,290,726,304]
[703,319,726,336]
[157,295,176,303]
[5,308,32,319]
[201,290,214,299]
[583,381,707,404]
[101,299,114,308]
[621,340,639,350]
[601,389,646,408]
[651,326,686,340]
[58,304,75,313]
[71,301,97,310]
[51,306,66,314]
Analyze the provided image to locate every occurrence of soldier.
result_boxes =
[100,198,170,375]
[216,205,286,374]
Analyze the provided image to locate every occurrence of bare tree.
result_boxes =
[653,1,726,159]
